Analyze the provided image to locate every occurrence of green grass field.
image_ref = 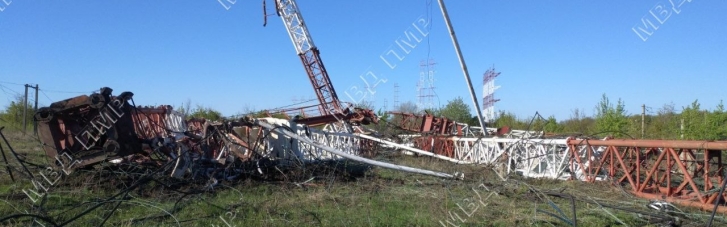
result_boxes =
[0,125,720,226]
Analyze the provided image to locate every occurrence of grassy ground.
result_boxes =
[0,124,722,226]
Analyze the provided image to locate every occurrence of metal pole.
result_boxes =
[23,84,28,134]
[436,0,487,135]
[641,104,645,139]
[0,127,15,182]
[355,133,474,164]
[707,170,727,227]
[33,84,39,134]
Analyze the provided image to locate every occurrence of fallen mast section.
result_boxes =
[388,111,727,214]
[33,87,455,180]
[33,87,727,214]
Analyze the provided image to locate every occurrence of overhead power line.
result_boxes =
[39,88,93,94]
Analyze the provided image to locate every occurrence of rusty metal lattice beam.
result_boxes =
[568,138,727,213]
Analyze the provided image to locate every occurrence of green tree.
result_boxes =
[189,105,223,121]
[561,108,595,134]
[647,102,679,139]
[711,100,727,139]
[594,94,630,137]
[679,100,727,140]
[369,109,390,132]
[176,99,192,116]
[543,115,563,133]
[396,101,419,114]
[680,100,705,140]
[468,116,481,127]
[494,111,528,129]
[439,97,473,123]
[0,95,34,127]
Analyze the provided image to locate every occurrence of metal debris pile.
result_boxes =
[2,86,725,226]
[32,87,456,183]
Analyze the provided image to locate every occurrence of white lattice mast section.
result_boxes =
[482,66,501,122]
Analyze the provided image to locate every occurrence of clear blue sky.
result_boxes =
[0,1,725,120]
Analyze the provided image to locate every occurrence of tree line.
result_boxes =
[384,94,727,140]
[3,94,725,140]
[496,95,727,140]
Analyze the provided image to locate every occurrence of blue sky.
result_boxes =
[0,1,725,121]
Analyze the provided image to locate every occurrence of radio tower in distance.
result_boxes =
[417,59,436,110]
[482,66,501,123]
[393,83,399,111]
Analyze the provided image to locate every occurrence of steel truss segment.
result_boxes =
[253,118,361,162]
[567,139,727,213]
[414,136,575,179]
[299,50,341,115]
[257,120,456,178]
[276,0,314,54]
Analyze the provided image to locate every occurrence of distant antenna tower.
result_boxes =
[417,59,436,110]
[393,83,400,110]
[383,98,388,111]
[364,84,375,107]
[482,65,501,123]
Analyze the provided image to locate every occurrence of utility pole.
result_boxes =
[641,104,645,139]
[22,84,39,135]
[680,118,685,139]
[23,85,28,134]
[33,84,39,135]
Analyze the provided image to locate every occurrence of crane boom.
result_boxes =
[275,0,342,116]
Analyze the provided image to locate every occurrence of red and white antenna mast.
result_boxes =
[275,0,342,115]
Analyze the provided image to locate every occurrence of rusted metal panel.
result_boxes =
[412,135,456,158]
[389,112,462,136]
[131,106,187,141]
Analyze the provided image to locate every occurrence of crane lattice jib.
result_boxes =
[276,0,342,116]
